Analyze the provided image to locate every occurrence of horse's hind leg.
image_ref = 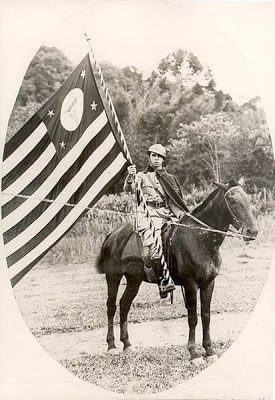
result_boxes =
[119,274,142,350]
[200,280,216,357]
[106,273,122,352]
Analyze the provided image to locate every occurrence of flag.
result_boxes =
[1,53,129,287]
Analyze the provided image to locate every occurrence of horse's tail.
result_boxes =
[95,233,111,274]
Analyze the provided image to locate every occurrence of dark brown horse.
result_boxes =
[95,180,258,360]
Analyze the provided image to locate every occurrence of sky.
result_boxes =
[1,0,274,106]
[44,0,263,105]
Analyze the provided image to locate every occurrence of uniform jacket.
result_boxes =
[124,166,189,219]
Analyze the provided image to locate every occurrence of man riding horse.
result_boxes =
[124,143,189,297]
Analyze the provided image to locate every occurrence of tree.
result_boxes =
[227,98,275,189]
[168,113,238,187]
[6,45,274,194]
[15,46,74,107]
[7,46,74,141]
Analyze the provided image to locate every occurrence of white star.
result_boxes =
[81,69,86,79]
[47,110,55,118]
[60,141,66,149]
[90,101,98,111]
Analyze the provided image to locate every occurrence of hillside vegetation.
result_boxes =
[7,46,275,193]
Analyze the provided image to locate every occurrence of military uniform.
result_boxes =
[124,168,185,257]
[124,144,188,297]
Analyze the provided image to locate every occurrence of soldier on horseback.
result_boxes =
[124,143,189,297]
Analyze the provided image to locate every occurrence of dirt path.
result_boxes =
[37,311,250,360]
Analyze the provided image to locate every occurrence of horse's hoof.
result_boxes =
[206,354,218,363]
[190,356,205,365]
[107,348,120,355]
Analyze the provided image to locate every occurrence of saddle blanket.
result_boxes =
[121,231,143,262]
[121,231,158,282]
[121,223,173,263]
[121,223,175,283]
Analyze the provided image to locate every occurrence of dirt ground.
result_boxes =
[13,215,274,393]
[37,311,250,360]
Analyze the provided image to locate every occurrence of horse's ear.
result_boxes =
[238,177,245,186]
[212,181,228,192]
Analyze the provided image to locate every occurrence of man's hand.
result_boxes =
[127,165,137,176]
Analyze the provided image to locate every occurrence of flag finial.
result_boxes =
[84,32,91,42]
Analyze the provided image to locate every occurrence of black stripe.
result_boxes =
[6,143,124,266]
[3,114,41,160]
[3,123,111,240]
[1,152,58,219]
[48,122,112,201]
[2,134,52,190]
[10,159,127,287]
[2,195,27,219]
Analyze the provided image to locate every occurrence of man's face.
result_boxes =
[148,152,164,170]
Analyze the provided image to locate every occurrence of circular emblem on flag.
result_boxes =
[60,88,84,131]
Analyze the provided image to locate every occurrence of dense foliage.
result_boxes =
[6,46,275,194]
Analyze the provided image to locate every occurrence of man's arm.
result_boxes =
[174,176,184,198]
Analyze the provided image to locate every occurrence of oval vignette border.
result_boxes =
[0,1,274,399]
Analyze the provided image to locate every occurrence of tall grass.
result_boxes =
[41,188,274,265]
[42,193,134,264]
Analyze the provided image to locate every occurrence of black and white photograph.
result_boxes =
[0,1,274,399]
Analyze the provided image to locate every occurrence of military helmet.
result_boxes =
[147,144,166,158]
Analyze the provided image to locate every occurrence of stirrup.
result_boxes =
[158,276,175,298]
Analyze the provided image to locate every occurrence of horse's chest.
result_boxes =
[173,245,221,284]
[192,251,221,281]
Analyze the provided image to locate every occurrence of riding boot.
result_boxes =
[142,246,175,298]
[141,246,159,282]
[158,276,175,298]
[148,255,175,298]
[153,258,175,298]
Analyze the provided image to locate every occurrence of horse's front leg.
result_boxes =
[119,274,141,350]
[200,279,216,357]
[106,274,122,352]
[184,281,201,360]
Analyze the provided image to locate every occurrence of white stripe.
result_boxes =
[2,111,107,231]
[1,143,56,206]
[2,122,47,178]
[8,153,127,281]
[5,133,115,256]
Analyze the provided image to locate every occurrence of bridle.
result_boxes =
[223,186,246,233]
[170,185,256,240]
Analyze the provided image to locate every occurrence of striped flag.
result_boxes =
[1,53,129,287]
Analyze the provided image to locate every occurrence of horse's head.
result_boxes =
[212,179,258,241]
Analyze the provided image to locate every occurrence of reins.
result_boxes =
[170,186,256,241]
[171,220,254,240]
[1,187,255,240]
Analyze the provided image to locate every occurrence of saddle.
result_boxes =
[121,223,176,283]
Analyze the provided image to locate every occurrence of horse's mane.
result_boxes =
[191,188,220,215]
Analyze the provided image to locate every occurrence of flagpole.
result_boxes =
[84,33,133,165]
[84,32,140,231]
[83,33,172,288]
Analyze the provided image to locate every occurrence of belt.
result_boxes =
[147,200,166,209]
